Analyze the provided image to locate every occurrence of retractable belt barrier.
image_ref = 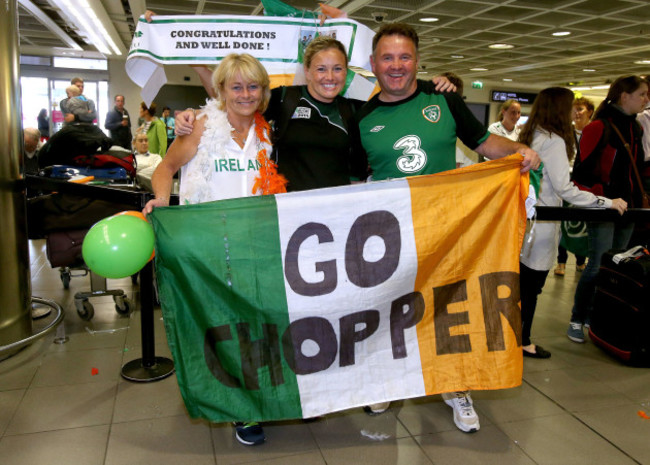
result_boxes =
[535,206,650,222]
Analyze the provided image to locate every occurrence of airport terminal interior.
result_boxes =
[2,0,650,464]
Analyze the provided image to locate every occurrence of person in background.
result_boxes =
[637,77,650,191]
[23,127,41,175]
[143,53,286,447]
[355,22,540,430]
[488,99,522,141]
[132,130,162,192]
[162,106,176,151]
[37,109,49,140]
[554,96,594,276]
[60,77,96,125]
[105,95,132,150]
[568,75,649,343]
[518,88,626,359]
[63,85,96,123]
[139,102,167,157]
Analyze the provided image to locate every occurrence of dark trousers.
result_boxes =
[557,244,585,266]
[519,262,550,346]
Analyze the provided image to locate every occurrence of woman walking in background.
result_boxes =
[518,87,626,358]
[139,102,167,157]
[567,75,648,343]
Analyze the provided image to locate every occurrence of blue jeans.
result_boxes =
[570,221,634,324]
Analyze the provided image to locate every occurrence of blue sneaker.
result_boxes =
[233,422,265,446]
[567,322,585,343]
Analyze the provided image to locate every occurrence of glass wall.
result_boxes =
[20,77,50,136]
[19,56,110,138]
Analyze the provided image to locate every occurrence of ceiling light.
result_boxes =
[570,85,611,91]
[49,0,123,55]
[489,43,514,49]
[552,31,571,37]
[470,67,488,71]
[634,60,650,65]
[419,17,439,22]
[583,68,596,72]
[451,55,464,59]
[503,78,513,81]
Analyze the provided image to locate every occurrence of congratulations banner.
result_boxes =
[150,155,528,423]
[126,15,376,104]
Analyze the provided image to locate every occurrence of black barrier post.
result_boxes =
[121,191,174,382]
[121,257,174,382]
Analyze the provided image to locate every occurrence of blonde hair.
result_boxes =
[66,85,81,97]
[211,54,270,113]
[498,99,520,121]
[303,35,348,69]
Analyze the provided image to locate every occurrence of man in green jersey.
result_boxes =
[358,23,540,433]
[357,23,539,181]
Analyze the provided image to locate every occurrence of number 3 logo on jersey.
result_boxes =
[394,135,427,173]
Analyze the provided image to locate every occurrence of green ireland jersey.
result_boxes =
[357,80,489,180]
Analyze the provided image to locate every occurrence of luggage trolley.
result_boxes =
[62,264,130,320]
[27,172,139,321]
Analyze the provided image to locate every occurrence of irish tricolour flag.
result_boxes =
[150,155,528,422]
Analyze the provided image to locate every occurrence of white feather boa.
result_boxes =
[179,99,235,205]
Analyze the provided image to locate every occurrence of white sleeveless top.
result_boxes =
[179,99,272,205]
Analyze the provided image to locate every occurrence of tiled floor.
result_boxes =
[1,240,649,464]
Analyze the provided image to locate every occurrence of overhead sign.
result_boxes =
[491,90,538,104]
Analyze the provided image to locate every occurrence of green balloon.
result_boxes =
[82,214,155,279]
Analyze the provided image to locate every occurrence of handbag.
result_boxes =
[560,201,589,257]
[610,124,650,208]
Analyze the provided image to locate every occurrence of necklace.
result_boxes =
[229,118,252,147]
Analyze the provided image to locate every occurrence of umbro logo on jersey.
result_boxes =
[370,125,385,132]
[422,105,441,123]
[291,107,311,119]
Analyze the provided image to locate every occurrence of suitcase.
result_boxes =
[589,248,650,366]
[46,229,87,268]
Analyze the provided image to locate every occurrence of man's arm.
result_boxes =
[191,65,216,98]
[60,98,75,123]
[475,134,540,173]
[78,99,97,123]
[105,109,121,130]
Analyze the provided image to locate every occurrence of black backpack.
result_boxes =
[38,124,113,169]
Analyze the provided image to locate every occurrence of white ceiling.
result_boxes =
[17,0,650,91]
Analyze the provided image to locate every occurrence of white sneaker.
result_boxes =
[441,391,480,433]
[364,402,390,415]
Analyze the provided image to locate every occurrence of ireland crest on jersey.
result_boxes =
[422,105,441,123]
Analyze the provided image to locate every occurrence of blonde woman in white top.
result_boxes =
[488,99,522,141]
[143,53,286,447]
